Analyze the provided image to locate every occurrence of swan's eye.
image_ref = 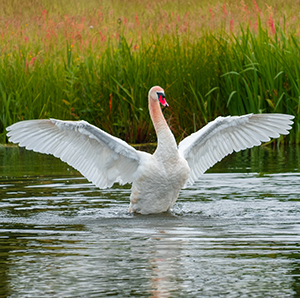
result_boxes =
[156,92,165,100]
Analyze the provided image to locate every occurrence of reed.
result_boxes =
[1,0,300,144]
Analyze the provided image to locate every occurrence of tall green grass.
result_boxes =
[1,0,300,144]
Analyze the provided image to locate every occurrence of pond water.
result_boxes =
[0,145,300,297]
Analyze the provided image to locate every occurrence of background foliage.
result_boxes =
[1,0,300,143]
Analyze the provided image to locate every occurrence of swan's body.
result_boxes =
[7,86,294,214]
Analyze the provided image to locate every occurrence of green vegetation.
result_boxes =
[1,0,300,144]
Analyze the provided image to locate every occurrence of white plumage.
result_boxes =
[178,113,294,186]
[6,86,294,214]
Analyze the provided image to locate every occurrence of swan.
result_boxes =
[6,86,294,214]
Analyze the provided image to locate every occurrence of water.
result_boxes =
[0,145,300,297]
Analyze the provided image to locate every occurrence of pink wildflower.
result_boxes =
[268,15,275,34]
[209,8,215,19]
[230,18,234,32]
[252,0,261,13]
[30,57,37,65]
[223,4,228,17]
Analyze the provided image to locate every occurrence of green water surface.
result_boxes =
[0,145,300,297]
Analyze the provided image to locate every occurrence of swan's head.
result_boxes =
[148,86,169,107]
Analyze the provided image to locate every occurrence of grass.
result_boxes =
[1,0,300,144]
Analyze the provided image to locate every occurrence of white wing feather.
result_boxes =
[178,113,294,186]
[7,119,143,189]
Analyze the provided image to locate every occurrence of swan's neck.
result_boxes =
[149,99,177,154]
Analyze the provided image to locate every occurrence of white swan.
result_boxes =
[7,86,294,214]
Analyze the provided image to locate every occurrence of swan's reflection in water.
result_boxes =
[147,226,185,297]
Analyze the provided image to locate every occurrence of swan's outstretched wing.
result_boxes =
[7,119,143,189]
[178,113,294,186]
